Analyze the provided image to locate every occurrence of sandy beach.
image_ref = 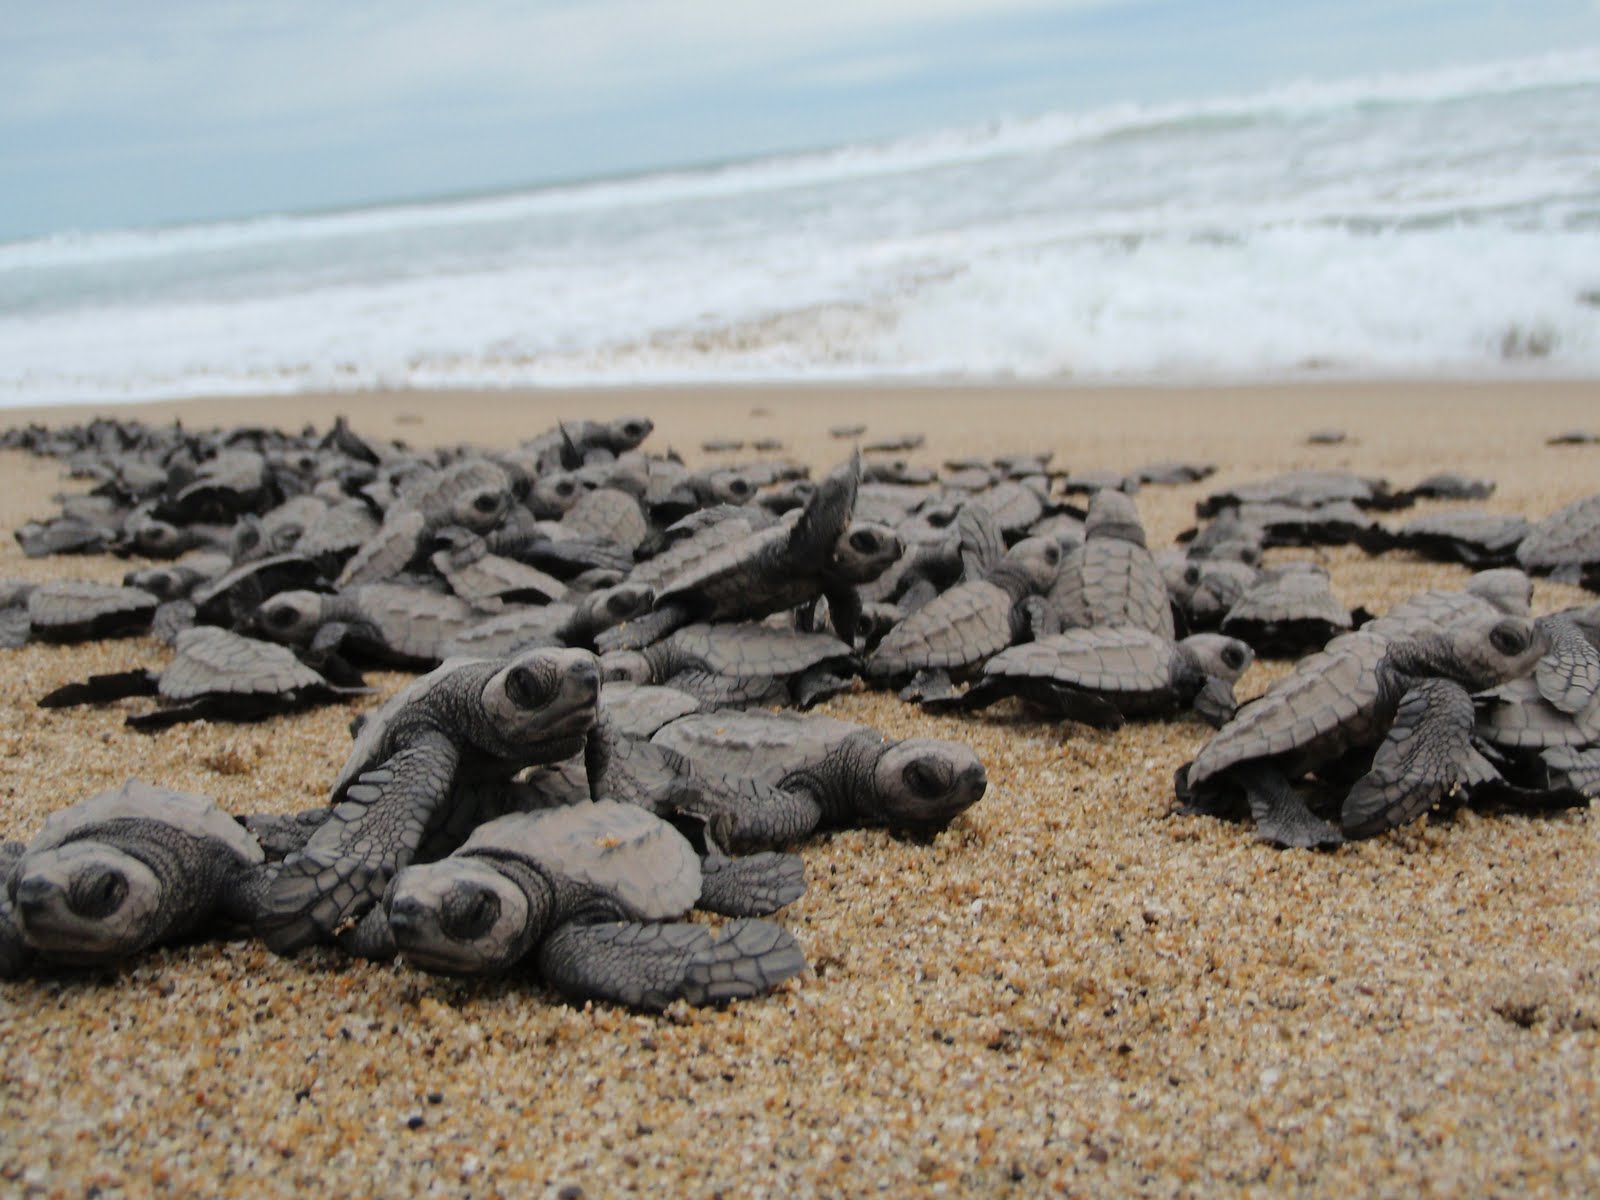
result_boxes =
[2,379,1597,1197]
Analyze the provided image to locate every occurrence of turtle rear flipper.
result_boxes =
[38,669,159,708]
[678,776,823,854]
[697,850,806,917]
[1235,764,1344,849]
[260,739,459,953]
[1341,678,1498,839]
[538,917,805,1010]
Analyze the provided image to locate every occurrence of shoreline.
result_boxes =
[2,378,1598,1195]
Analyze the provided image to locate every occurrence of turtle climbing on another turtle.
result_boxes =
[256,647,608,954]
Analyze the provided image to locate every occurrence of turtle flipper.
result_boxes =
[1534,617,1600,715]
[1235,764,1343,849]
[697,850,807,916]
[594,603,690,653]
[677,776,823,853]
[1342,678,1498,839]
[38,669,159,708]
[0,841,33,980]
[537,918,805,1010]
[260,740,459,953]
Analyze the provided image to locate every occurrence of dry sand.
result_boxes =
[1,380,1597,1197]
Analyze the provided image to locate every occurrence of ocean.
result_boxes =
[2,50,1597,406]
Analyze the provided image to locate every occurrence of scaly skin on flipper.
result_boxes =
[1341,678,1500,838]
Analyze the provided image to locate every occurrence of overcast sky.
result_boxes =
[4,0,1598,242]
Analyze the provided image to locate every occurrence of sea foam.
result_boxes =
[2,49,1598,404]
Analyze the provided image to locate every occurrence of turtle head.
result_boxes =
[1180,633,1255,684]
[599,650,653,685]
[997,535,1062,594]
[11,841,164,963]
[829,522,902,584]
[1463,568,1533,618]
[450,485,512,533]
[132,519,187,558]
[1410,613,1546,692]
[871,739,988,828]
[608,415,654,452]
[482,648,601,745]
[584,583,655,631]
[1085,490,1147,546]
[386,858,541,975]
[253,590,325,644]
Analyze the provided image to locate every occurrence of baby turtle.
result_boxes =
[653,710,988,851]
[926,628,1253,729]
[1219,565,1355,656]
[1365,510,1530,568]
[1178,611,1545,847]
[38,625,365,730]
[17,581,159,644]
[601,622,860,710]
[600,455,901,649]
[865,535,1062,696]
[254,583,479,668]
[1516,491,1600,589]
[380,802,806,1008]
[1043,489,1173,639]
[4,781,269,974]
[258,647,607,953]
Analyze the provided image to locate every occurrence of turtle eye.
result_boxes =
[442,886,501,941]
[265,604,297,629]
[473,493,499,514]
[623,421,647,440]
[1240,547,1261,566]
[902,758,950,799]
[505,664,551,709]
[70,868,128,919]
[726,479,753,499]
[1042,543,1060,566]
[1183,565,1202,586]
[1222,645,1246,671]
[848,529,880,555]
[1489,622,1528,657]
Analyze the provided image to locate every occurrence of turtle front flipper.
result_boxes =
[594,603,691,653]
[1534,616,1600,715]
[697,850,807,917]
[1342,678,1499,839]
[1235,764,1344,849]
[260,738,460,954]
[537,917,805,1010]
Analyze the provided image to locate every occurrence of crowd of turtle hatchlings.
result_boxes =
[1,413,1597,1010]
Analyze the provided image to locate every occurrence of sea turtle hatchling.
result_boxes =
[379,802,807,1008]
[257,647,607,953]
[652,710,988,851]
[601,622,860,710]
[37,625,366,730]
[865,535,1062,697]
[2,781,270,976]
[599,454,901,650]
[924,628,1254,730]
[1042,489,1174,640]
[1177,610,1546,847]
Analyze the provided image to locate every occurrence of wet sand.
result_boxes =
[2,380,1598,1196]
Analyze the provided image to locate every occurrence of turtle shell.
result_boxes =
[461,802,699,920]
[159,626,326,702]
[33,780,263,865]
